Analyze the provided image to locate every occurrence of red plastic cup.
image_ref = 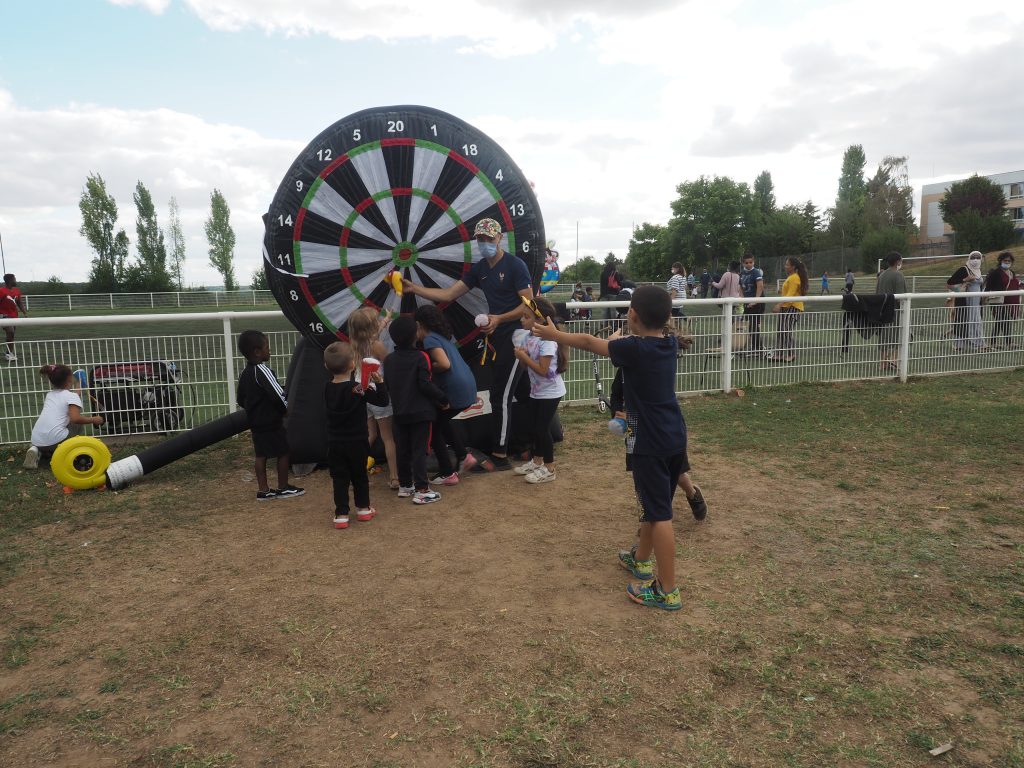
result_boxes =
[360,357,381,389]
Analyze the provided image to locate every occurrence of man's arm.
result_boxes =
[479,287,532,335]
[755,275,764,298]
[403,278,469,304]
[532,318,610,357]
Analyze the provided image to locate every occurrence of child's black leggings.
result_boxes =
[525,396,561,464]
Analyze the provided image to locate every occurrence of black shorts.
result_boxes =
[630,452,688,523]
[251,427,289,459]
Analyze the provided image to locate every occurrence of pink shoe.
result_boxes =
[355,507,375,522]
[429,472,459,486]
[458,454,477,474]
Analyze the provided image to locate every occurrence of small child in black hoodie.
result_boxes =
[324,341,389,529]
[382,316,449,505]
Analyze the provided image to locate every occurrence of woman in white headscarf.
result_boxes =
[946,251,988,351]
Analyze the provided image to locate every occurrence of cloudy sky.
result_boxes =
[0,0,1020,287]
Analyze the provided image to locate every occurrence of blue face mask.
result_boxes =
[477,241,497,259]
[1001,263,1012,270]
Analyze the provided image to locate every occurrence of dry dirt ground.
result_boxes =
[1,399,1022,768]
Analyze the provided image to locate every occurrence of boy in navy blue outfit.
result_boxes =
[236,329,304,501]
[533,286,688,610]
[382,316,450,505]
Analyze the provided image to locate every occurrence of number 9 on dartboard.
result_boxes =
[262,105,545,348]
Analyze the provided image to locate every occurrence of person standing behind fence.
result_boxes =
[0,274,28,362]
[844,268,855,293]
[666,263,687,319]
[947,251,988,351]
[821,272,831,295]
[712,261,743,306]
[875,252,906,371]
[740,253,766,354]
[984,252,1021,349]
[770,257,808,363]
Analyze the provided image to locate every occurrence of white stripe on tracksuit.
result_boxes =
[256,363,288,409]
[496,357,520,448]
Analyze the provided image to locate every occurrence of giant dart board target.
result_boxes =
[263,105,545,348]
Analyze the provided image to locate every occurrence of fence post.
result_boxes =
[68,294,72,312]
[721,300,733,393]
[177,292,181,308]
[110,293,114,309]
[223,316,236,416]
[150,293,154,309]
[898,296,912,383]
[215,292,220,308]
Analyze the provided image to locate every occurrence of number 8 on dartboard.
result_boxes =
[262,105,546,348]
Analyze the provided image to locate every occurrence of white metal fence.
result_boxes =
[22,290,277,312]
[2,292,1022,446]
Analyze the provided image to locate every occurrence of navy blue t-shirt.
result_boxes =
[423,331,477,412]
[461,250,532,337]
[608,335,686,456]
[739,266,764,298]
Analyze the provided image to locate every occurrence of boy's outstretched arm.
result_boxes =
[532,318,610,357]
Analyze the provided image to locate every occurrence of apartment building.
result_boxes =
[919,169,1024,243]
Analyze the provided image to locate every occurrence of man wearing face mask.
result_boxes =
[403,218,533,470]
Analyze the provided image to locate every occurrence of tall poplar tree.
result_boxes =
[79,172,128,292]
[205,189,237,291]
[167,196,186,290]
[126,181,172,291]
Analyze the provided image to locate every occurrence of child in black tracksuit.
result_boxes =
[382,316,449,505]
[236,329,304,501]
[324,341,389,529]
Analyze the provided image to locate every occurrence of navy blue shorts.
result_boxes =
[631,452,688,523]
[251,427,289,459]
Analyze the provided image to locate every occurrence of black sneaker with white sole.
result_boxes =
[687,485,708,521]
[276,484,306,499]
[256,489,279,501]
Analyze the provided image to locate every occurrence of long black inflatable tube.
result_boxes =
[105,410,251,490]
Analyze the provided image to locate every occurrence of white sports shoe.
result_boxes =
[525,466,556,484]
[513,460,541,475]
[23,446,40,469]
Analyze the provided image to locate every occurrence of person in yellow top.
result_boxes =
[770,256,808,362]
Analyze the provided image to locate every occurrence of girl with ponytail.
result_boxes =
[25,365,104,469]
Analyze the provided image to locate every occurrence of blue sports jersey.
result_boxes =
[461,250,532,336]
[739,266,764,298]
[608,335,686,456]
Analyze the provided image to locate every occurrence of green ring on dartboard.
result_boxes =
[262,105,545,348]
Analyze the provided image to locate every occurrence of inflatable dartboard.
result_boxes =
[263,105,545,347]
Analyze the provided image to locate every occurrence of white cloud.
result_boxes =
[112,0,686,56]
[108,0,171,12]
[0,91,300,285]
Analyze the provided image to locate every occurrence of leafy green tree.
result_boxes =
[250,266,268,290]
[748,205,813,260]
[625,223,668,281]
[167,196,186,290]
[666,176,755,272]
[860,228,911,272]
[939,175,1015,252]
[561,254,601,284]
[829,144,867,247]
[79,172,128,292]
[753,170,776,221]
[127,181,172,292]
[864,156,915,233]
[205,189,237,291]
